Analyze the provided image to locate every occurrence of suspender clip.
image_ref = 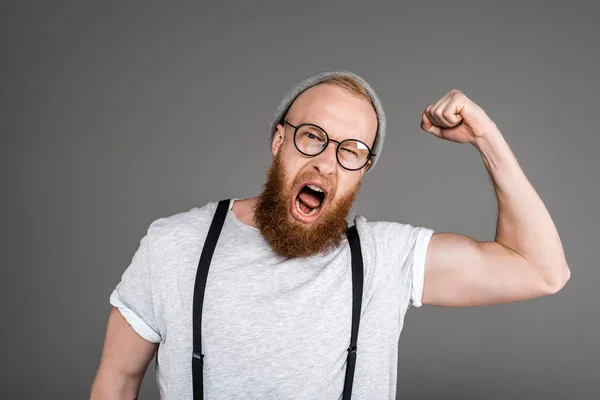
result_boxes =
[347,345,357,353]
[193,351,204,360]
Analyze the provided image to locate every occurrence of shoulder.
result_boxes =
[352,215,434,266]
[353,215,429,248]
[144,201,222,249]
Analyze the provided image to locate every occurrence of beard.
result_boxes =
[254,152,360,258]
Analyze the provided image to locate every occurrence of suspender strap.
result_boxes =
[191,201,364,400]
[192,199,230,400]
[342,225,364,400]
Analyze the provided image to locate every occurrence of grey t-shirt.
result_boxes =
[110,199,434,399]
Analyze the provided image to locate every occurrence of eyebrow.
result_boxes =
[297,120,368,143]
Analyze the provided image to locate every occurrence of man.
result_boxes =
[90,70,570,399]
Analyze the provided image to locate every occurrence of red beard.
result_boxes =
[254,152,360,258]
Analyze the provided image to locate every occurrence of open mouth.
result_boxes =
[291,182,329,223]
[296,184,326,214]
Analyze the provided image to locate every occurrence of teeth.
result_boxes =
[307,184,324,193]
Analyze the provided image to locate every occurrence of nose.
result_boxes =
[312,141,337,175]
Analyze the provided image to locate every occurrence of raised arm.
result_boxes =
[90,308,158,399]
[419,90,570,307]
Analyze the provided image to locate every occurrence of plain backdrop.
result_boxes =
[2,1,599,399]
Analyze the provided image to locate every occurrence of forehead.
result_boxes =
[287,84,378,146]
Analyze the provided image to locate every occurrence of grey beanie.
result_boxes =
[268,70,386,171]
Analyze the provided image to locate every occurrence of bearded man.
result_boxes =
[91,70,570,399]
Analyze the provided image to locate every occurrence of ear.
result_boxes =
[271,122,285,156]
[360,159,372,176]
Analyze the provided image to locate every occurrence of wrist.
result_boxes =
[471,124,504,153]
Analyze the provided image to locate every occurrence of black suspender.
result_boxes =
[192,199,364,399]
[192,199,229,400]
[343,224,364,400]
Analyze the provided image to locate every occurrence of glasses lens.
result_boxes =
[337,140,370,170]
[295,125,328,155]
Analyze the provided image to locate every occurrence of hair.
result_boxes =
[254,150,360,258]
[321,75,374,107]
[281,75,375,125]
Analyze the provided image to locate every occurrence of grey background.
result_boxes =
[2,0,599,398]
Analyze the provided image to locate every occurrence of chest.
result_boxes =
[153,228,403,398]
[162,243,357,396]
[203,243,354,353]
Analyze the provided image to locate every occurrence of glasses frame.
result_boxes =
[284,120,373,171]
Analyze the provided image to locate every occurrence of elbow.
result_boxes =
[542,263,571,295]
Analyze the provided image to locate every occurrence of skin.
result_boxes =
[90,84,570,398]
[420,89,570,305]
[90,308,158,399]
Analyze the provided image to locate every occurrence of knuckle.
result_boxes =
[453,91,466,100]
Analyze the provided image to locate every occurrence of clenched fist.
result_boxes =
[421,90,498,144]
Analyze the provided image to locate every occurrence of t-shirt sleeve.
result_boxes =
[356,217,434,310]
[109,230,162,343]
[407,227,435,307]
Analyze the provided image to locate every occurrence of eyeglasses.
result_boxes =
[284,120,373,171]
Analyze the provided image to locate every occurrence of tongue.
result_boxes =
[298,189,322,209]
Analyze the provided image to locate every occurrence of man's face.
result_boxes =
[254,83,378,258]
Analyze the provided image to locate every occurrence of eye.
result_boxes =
[341,147,359,157]
[304,131,325,142]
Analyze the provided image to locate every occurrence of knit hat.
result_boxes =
[268,70,386,171]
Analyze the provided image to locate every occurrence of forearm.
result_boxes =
[473,127,570,290]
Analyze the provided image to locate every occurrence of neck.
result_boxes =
[231,197,260,228]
